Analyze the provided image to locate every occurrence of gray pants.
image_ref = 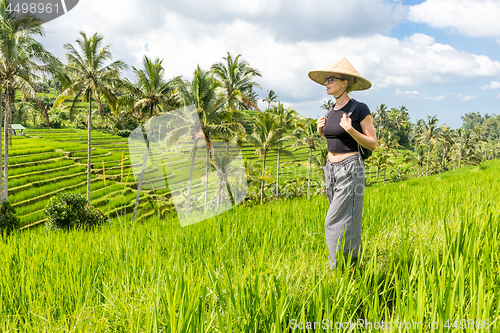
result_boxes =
[323,153,365,269]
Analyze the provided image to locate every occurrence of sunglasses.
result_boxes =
[325,76,343,84]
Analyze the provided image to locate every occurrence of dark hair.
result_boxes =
[345,77,358,94]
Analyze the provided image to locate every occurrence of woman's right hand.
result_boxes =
[317,116,327,132]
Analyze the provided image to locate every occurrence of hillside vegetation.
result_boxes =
[7,128,323,227]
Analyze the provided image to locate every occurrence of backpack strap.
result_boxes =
[347,99,359,117]
[325,99,359,120]
[345,99,365,158]
[325,105,334,120]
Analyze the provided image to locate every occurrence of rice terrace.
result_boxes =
[1,0,500,331]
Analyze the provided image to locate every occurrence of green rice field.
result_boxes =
[1,148,499,331]
[6,129,327,228]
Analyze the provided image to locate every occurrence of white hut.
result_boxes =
[11,124,26,136]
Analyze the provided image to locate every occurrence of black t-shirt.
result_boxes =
[323,99,371,153]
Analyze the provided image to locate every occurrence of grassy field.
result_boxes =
[1,157,499,331]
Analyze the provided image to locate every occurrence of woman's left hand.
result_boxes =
[339,113,353,132]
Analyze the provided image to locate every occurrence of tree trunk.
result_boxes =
[69,93,80,122]
[87,98,92,206]
[204,145,209,212]
[186,138,199,214]
[94,92,106,125]
[426,143,431,176]
[307,148,312,196]
[458,143,462,168]
[4,83,12,201]
[132,141,149,222]
[38,101,50,129]
[0,88,3,202]
[441,145,446,169]
[260,151,267,204]
[275,145,280,199]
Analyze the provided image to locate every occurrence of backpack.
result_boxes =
[325,99,372,160]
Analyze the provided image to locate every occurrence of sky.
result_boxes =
[39,0,500,129]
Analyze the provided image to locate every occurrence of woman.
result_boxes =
[308,58,377,270]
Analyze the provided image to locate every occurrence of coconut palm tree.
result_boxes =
[292,118,323,197]
[54,32,126,205]
[321,99,334,110]
[119,55,176,121]
[172,66,245,212]
[0,2,61,201]
[412,116,446,176]
[211,52,262,112]
[373,104,388,140]
[55,33,126,127]
[263,89,278,110]
[366,149,390,185]
[269,102,300,199]
[246,111,283,204]
[440,125,453,170]
[395,105,410,131]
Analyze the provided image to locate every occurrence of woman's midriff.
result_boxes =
[327,151,359,163]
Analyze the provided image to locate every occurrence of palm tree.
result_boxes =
[366,150,390,185]
[162,105,204,215]
[395,106,410,131]
[210,149,247,209]
[311,145,329,195]
[282,177,308,198]
[0,2,61,201]
[120,55,176,121]
[373,104,388,140]
[211,52,262,112]
[55,33,126,127]
[292,118,323,197]
[452,128,481,168]
[173,66,245,212]
[269,102,299,199]
[440,125,453,170]
[246,111,283,204]
[321,99,334,110]
[55,32,126,205]
[412,116,446,176]
[263,89,278,110]
[0,86,3,203]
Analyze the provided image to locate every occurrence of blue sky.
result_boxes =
[40,0,500,129]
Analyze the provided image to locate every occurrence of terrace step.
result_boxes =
[10,171,89,195]
[9,157,69,170]
[11,178,100,208]
[10,163,78,180]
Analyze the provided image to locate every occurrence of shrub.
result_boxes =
[115,129,131,138]
[45,192,109,230]
[83,206,108,229]
[0,202,20,236]
[50,120,63,129]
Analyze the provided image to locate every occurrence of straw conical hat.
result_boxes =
[308,58,371,91]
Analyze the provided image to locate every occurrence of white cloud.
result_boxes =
[37,0,500,121]
[481,81,500,89]
[166,0,408,41]
[427,95,446,101]
[395,89,446,100]
[458,94,478,101]
[408,0,500,37]
[395,89,421,98]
